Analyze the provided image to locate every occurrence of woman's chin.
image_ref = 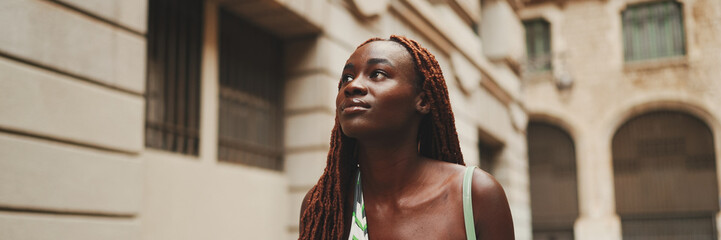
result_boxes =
[340,127,362,139]
[339,124,374,139]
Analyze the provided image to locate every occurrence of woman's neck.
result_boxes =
[356,134,429,201]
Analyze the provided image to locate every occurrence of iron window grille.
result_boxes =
[622,1,686,62]
[145,0,204,155]
[217,9,284,171]
[523,19,552,72]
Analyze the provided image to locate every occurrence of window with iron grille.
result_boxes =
[612,111,718,239]
[145,0,204,155]
[523,19,551,72]
[527,122,578,240]
[622,1,685,62]
[217,9,284,170]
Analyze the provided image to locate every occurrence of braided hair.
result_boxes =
[299,35,464,239]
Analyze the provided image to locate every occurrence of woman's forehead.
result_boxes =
[346,41,413,67]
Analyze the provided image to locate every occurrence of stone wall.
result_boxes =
[0,0,147,239]
[0,0,532,239]
[521,0,721,239]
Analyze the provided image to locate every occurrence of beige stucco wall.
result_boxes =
[141,150,288,240]
[0,0,532,239]
[0,0,146,239]
[521,0,721,239]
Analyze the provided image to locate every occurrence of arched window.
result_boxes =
[527,122,579,240]
[613,110,718,239]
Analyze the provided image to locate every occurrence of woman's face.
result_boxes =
[336,41,426,139]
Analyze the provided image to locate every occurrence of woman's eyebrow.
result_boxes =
[367,58,393,67]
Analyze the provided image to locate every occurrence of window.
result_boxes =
[145,0,204,155]
[217,9,284,170]
[612,111,718,239]
[523,19,551,72]
[478,141,501,174]
[527,122,578,240]
[622,1,685,62]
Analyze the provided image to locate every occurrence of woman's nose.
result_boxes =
[344,78,368,97]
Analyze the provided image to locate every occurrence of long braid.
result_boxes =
[299,35,464,240]
[389,35,463,164]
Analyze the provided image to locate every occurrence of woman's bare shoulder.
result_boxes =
[470,168,515,239]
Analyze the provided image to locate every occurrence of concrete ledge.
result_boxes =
[0,57,144,153]
[55,0,148,34]
[476,86,513,141]
[480,0,525,65]
[285,73,338,114]
[0,0,146,94]
[323,3,378,50]
[281,0,327,29]
[0,133,142,215]
[284,112,335,151]
[391,0,519,105]
[489,64,522,101]
[0,211,138,240]
[451,51,482,94]
[113,30,146,94]
[459,140,480,167]
[285,36,352,79]
[287,191,308,231]
[285,150,328,188]
[221,0,322,39]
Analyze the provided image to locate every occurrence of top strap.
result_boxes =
[463,166,477,240]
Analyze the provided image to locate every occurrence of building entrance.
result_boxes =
[527,122,579,240]
[612,110,718,239]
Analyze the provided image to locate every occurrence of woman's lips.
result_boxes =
[343,105,369,114]
[341,98,370,114]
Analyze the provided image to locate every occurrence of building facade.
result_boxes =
[0,0,531,239]
[521,0,721,239]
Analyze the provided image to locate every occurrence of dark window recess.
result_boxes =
[527,122,579,240]
[612,111,718,240]
[478,141,500,174]
[145,0,204,155]
[622,1,685,62]
[218,9,284,170]
[523,19,552,72]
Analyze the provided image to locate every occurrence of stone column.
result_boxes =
[199,0,219,165]
[284,35,352,239]
[574,129,622,240]
[496,130,533,240]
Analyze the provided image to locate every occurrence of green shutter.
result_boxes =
[623,1,685,62]
[523,19,551,72]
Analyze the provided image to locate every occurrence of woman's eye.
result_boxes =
[340,74,354,83]
[370,70,386,79]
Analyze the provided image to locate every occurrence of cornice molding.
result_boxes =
[390,0,521,106]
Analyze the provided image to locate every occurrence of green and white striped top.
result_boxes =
[348,166,478,240]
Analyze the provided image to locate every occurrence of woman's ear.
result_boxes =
[415,92,430,114]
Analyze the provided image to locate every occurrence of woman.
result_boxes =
[299,35,514,240]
